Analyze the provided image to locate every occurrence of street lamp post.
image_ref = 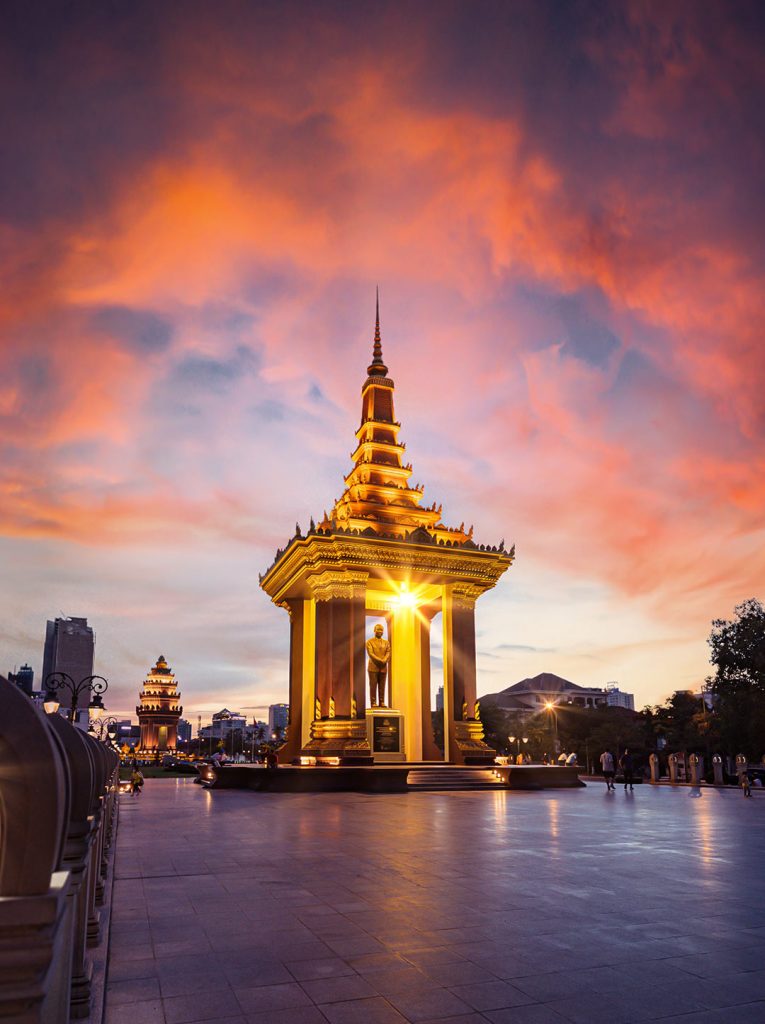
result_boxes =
[508,735,529,761]
[544,701,559,753]
[44,672,109,725]
[90,715,119,743]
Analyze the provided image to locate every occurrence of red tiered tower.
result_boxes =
[137,655,182,753]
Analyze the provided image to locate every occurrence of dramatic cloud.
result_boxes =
[1,0,763,716]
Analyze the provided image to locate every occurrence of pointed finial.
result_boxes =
[367,286,388,376]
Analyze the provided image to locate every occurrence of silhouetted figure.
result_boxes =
[619,749,634,792]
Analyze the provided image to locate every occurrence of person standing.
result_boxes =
[619,749,634,792]
[600,749,615,791]
[739,770,752,798]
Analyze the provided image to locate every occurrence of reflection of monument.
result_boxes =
[367,624,390,706]
[136,655,182,753]
[260,298,513,763]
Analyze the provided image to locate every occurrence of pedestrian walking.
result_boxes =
[739,770,752,798]
[600,749,616,791]
[131,768,145,795]
[619,749,634,792]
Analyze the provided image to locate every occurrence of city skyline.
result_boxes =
[2,2,763,718]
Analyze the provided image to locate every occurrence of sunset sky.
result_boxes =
[2,0,763,723]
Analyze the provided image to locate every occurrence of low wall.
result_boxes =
[0,676,120,1022]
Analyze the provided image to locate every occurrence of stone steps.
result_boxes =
[407,768,506,791]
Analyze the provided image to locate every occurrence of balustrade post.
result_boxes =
[47,714,99,1018]
[0,676,73,1023]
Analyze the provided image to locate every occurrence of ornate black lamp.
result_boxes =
[43,672,109,724]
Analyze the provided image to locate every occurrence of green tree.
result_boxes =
[708,598,765,758]
[652,691,707,752]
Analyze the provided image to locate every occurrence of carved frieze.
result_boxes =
[306,569,369,602]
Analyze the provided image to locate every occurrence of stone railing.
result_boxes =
[0,675,120,1021]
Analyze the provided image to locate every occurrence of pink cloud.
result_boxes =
[1,3,762,704]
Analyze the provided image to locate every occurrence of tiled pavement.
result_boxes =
[105,779,765,1024]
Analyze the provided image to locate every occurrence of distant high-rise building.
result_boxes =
[136,655,183,752]
[435,686,444,712]
[268,703,289,735]
[605,684,635,711]
[177,718,192,743]
[8,663,34,695]
[42,616,95,724]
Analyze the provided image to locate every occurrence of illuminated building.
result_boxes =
[136,655,182,752]
[260,299,513,764]
[199,709,246,740]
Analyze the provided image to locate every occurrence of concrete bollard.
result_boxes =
[649,753,660,784]
[712,755,724,786]
[668,753,678,784]
[688,753,703,786]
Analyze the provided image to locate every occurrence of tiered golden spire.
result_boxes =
[136,655,182,716]
[320,294,472,544]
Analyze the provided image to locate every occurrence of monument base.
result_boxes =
[451,719,496,765]
[367,707,405,762]
[301,717,373,765]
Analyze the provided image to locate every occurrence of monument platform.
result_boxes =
[196,762,584,793]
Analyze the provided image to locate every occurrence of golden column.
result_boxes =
[260,297,513,764]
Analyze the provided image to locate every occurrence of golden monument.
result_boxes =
[136,655,182,753]
[260,298,513,764]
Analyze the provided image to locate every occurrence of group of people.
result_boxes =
[540,751,577,766]
[599,748,634,791]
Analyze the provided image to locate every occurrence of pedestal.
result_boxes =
[302,718,373,765]
[450,719,496,765]
[366,708,405,762]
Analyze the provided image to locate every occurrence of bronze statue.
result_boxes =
[366,623,391,707]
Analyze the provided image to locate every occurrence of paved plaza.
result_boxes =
[106,780,765,1024]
